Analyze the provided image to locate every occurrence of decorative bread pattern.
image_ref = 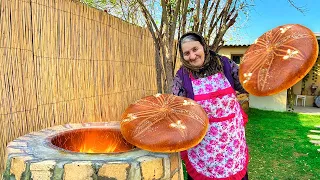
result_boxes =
[120,94,209,152]
[240,24,319,96]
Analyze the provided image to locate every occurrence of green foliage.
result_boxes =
[302,73,310,89]
[81,0,108,10]
[81,0,145,25]
[182,160,188,180]
[109,0,116,5]
[302,55,319,90]
[311,57,320,83]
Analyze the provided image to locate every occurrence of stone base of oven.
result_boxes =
[3,122,184,180]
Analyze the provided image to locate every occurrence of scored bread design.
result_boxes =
[120,94,209,152]
[239,24,319,96]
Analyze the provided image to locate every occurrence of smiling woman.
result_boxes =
[180,39,205,68]
[173,32,249,180]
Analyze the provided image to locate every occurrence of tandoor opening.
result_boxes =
[50,128,135,153]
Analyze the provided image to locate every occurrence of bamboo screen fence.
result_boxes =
[0,0,158,173]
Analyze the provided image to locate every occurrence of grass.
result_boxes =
[183,108,320,179]
[246,108,320,179]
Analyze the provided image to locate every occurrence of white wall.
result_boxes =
[292,80,302,95]
[218,46,249,59]
[249,90,287,112]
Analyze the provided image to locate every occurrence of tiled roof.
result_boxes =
[223,44,251,47]
[223,32,320,45]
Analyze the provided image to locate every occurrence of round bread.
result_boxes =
[120,94,209,152]
[239,24,319,96]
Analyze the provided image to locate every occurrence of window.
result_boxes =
[231,54,243,64]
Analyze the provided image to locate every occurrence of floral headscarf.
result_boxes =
[178,32,223,78]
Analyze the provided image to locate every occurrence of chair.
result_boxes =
[295,95,306,107]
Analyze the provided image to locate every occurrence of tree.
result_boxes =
[80,0,252,93]
[80,0,304,94]
[287,0,307,14]
[137,0,254,93]
[80,0,149,25]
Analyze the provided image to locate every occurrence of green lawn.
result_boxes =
[246,108,320,179]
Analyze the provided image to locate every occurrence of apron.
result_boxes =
[181,72,248,180]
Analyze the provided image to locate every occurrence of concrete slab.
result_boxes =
[291,106,320,114]
[310,130,320,133]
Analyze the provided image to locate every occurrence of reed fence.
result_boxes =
[0,0,157,173]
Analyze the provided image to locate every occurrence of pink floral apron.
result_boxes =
[181,72,248,180]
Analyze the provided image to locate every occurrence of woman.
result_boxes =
[172,32,249,180]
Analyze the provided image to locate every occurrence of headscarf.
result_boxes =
[178,32,223,78]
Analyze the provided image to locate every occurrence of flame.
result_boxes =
[78,137,119,153]
[51,128,134,154]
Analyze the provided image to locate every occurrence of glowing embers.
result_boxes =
[50,128,135,153]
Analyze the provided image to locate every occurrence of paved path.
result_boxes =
[309,125,320,153]
[291,106,320,115]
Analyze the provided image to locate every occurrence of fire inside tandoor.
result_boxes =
[50,128,135,153]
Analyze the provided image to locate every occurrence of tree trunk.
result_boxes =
[154,42,163,93]
[164,56,174,93]
[162,40,174,94]
[287,87,295,112]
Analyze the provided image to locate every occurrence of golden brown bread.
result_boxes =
[120,94,209,152]
[240,24,319,96]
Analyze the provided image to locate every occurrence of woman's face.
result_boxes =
[181,41,205,68]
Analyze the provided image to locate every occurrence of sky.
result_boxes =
[229,0,320,45]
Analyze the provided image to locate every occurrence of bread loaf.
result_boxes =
[240,24,319,96]
[120,94,209,152]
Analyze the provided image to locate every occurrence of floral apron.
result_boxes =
[181,72,248,180]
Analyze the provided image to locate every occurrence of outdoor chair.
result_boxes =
[295,95,306,107]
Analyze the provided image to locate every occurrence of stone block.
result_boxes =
[17,136,32,141]
[127,162,142,180]
[179,164,184,179]
[64,123,84,129]
[171,172,179,180]
[10,156,33,180]
[98,163,130,179]
[30,160,56,180]
[28,131,46,137]
[169,153,179,173]
[170,163,184,180]
[140,157,164,180]
[30,160,56,171]
[64,161,94,180]
[7,147,24,154]
[46,125,67,131]
[8,141,28,147]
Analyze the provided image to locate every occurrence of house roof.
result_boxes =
[314,32,320,39]
[223,44,250,47]
[224,32,320,46]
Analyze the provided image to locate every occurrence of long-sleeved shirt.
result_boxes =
[172,58,247,97]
